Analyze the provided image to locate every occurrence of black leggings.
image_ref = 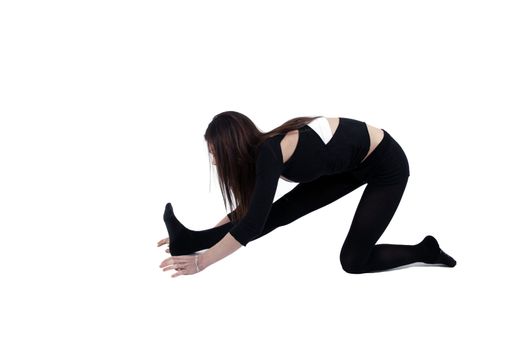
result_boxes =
[167,130,443,274]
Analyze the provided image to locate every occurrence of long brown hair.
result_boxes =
[204,111,322,222]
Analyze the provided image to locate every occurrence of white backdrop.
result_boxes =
[1,1,523,349]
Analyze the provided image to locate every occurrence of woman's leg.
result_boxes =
[164,170,366,255]
[339,177,455,274]
[252,170,366,239]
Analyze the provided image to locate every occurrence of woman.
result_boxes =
[158,111,456,277]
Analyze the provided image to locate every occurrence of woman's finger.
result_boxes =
[160,256,189,268]
[163,265,183,272]
[157,237,169,247]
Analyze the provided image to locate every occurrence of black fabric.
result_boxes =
[228,117,375,245]
[279,117,372,183]
[163,117,457,273]
[228,141,283,246]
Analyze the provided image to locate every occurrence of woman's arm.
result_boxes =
[199,233,242,270]
[198,140,281,271]
[214,214,231,227]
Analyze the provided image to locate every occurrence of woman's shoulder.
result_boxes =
[256,136,285,168]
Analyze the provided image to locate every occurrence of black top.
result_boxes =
[228,117,370,246]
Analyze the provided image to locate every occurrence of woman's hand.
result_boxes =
[157,237,170,253]
[159,254,203,278]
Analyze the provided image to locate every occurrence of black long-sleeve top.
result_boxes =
[228,117,371,246]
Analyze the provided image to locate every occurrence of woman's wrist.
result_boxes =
[197,253,208,271]
[197,233,242,272]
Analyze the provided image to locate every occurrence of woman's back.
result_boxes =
[273,116,382,183]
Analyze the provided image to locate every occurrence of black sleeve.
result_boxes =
[226,209,236,222]
[228,140,283,246]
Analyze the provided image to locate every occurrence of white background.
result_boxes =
[1,0,523,349]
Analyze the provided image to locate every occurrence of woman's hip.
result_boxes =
[351,129,410,185]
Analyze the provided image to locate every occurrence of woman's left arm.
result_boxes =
[160,140,280,277]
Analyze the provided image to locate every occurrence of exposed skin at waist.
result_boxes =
[280,117,385,181]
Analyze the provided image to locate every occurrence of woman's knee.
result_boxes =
[340,253,368,274]
[340,261,367,274]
